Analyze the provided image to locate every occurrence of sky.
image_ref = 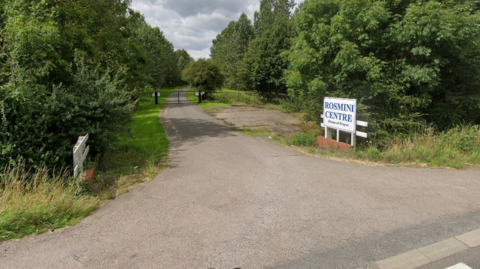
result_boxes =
[130,0,303,59]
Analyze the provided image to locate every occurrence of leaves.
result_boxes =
[286,0,480,140]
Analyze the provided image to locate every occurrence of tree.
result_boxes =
[175,49,194,72]
[210,13,254,89]
[286,0,480,139]
[182,59,224,92]
[0,0,182,169]
[237,0,296,94]
[238,19,295,93]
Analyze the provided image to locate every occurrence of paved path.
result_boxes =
[1,88,479,268]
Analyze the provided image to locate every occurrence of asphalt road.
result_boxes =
[1,88,479,269]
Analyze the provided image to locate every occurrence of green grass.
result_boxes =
[0,85,187,243]
[0,165,99,242]
[188,88,263,106]
[98,86,184,175]
[231,127,271,137]
[354,125,480,168]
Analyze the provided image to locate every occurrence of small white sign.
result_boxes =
[152,92,160,97]
[195,92,199,96]
[323,97,357,133]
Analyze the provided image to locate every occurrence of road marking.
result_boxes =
[445,263,473,269]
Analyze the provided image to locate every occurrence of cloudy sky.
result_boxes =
[131,0,303,59]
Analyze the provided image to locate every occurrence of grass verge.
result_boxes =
[97,86,185,195]
[354,125,480,168]
[0,86,186,242]
[0,165,99,242]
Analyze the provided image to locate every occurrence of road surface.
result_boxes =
[1,88,479,268]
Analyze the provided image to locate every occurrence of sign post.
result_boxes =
[73,134,89,183]
[321,97,368,147]
[153,92,160,105]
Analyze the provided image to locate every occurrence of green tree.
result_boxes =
[0,0,183,169]
[210,13,254,89]
[286,0,480,139]
[237,0,296,94]
[182,59,224,92]
[175,49,194,72]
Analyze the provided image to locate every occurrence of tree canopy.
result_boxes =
[0,0,184,169]
[286,0,480,137]
[182,59,225,92]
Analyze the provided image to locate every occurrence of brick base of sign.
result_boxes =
[317,136,352,152]
[83,168,95,185]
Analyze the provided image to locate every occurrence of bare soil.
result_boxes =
[206,106,306,137]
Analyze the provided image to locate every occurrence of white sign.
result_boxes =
[73,134,89,179]
[195,92,199,96]
[323,97,357,133]
[152,92,160,97]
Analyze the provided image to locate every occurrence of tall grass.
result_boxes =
[208,91,264,106]
[0,164,98,242]
[355,125,480,168]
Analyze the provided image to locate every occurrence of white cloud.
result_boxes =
[130,0,304,59]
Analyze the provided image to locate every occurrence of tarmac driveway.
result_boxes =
[0,89,479,269]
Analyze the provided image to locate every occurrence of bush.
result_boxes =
[0,56,135,169]
[287,0,480,141]
[290,134,318,146]
[279,98,303,113]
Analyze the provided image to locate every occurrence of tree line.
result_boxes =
[209,0,480,143]
[0,0,193,169]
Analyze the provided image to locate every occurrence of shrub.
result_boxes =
[0,56,135,169]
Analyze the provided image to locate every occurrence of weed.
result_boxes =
[290,134,318,147]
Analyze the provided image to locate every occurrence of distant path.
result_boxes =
[1,87,479,268]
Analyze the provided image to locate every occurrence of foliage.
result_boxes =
[175,49,194,72]
[182,59,225,92]
[0,0,183,170]
[98,87,181,175]
[0,164,99,242]
[0,55,135,168]
[210,13,254,89]
[286,0,480,141]
[354,125,480,168]
[290,133,317,146]
[238,18,296,93]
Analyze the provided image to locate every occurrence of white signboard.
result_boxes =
[323,97,357,133]
[195,92,199,96]
[152,92,160,97]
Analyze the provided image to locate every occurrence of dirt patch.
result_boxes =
[208,106,305,137]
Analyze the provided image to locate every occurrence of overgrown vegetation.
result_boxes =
[286,0,480,139]
[211,0,480,140]
[0,0,191,169]
[207,0,480,168]
[0,0,192,241]
[355,125,480,168]
[98,88,180,176]
[0,164,99,242]
[290,134,317,147]
[0,86,182,241]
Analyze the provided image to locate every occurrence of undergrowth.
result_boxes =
[0,165,99,242]
[354,125,480,168]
